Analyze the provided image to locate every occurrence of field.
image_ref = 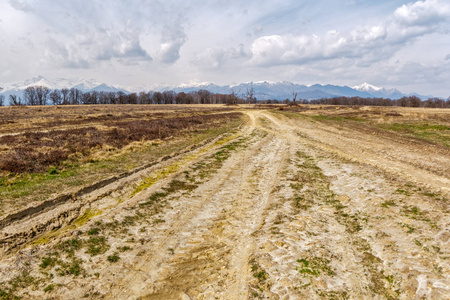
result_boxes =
[0,104,449,299]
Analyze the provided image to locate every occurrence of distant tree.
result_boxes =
[160,91,175,104]
[68,88,83,105]
[91,91,99,105]
[61,88,69,104]
[423,97,444,108]
[107,92,117,104]
[138,91,150,104]
[227,88,239,106]
[81,92,91,104]
[0,87,3,106]
[117,91,127,104]
[408,96,421,107]
[24,86,38,105]
[245,86,256,104]
[49,89,62,105]
[9,95,22,106]
[153,91,163,104]
[34,86,50,105]
[396,96,409,107]
[175,92,187,104]
[197,89,211,104]
[127,93,138,104]
[292,89,298,104]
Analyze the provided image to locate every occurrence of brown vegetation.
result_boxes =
[0,112,241,173]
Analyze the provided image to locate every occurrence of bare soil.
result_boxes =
[0,106,449,299]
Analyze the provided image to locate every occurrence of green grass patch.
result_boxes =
[55,238,82,256]
[296,257,335,277]
[381,200,396,208]
[87,227,100,235]
[43,284,54,293]
[382,122,450,147]
[400,223,415,233]
[107,253,120,263]
[55,258,84,276]
[40,256,57,269]
[85,236,109,256]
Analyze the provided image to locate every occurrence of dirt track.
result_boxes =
[1,109,449,299]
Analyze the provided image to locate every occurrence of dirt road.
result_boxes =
[1,109,449,299]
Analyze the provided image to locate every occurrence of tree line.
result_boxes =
[0,86,246,106]
[306,95,450,108]
[0,85,449,108]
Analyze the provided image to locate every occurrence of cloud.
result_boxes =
[193,44,248,69]
[250,25,388,66]
[159,24,187,64]
[393,0,450,26]
[248,0,450,68]
[5,0,188,68]
[8,0,34,12]
[43,28,152,69]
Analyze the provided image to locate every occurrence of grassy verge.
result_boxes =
[0,114,245,217]
[273,108,450,147]
[380,122,450,147]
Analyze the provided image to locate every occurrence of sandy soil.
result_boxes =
[0,109,449,299]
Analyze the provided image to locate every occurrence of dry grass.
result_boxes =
[0,105,245,216]
[0,113,241,173]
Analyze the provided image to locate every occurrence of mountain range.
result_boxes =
[0,76,430,105]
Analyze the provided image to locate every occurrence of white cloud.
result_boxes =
[193,44,248,69]
[249,25,389,66]
[394,0,450,26]
[8,0,34,12]
[248,0,450,68]
[43,29,152,69]
[159,23,187,64]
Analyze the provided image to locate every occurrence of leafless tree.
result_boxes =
[162,91,176,104]
[61,88,69,104]
[35,86,50,105]
[24,86,38,105]
[292,88,298,103]
[69,88,83,105]
[227,88,240,106]
[49,89,62,105]
[138,92,151,104]
[0,95,4,106]
[128,93,138,104]
[245,86,256,104]
[197,89,211,104]
[153,91,163,104]
[9,95,22,106]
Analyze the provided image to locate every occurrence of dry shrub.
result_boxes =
[0,112,241,174]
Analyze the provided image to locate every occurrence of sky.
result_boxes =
[0,0,450,96]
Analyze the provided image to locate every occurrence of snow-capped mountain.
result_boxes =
[0,76,431,105]
[0,76,128,105]
[164,81,376,100]
[2,76,102,91]
[353,82,404,99]
[353,82,382,92]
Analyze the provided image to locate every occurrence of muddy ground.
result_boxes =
[0,106,449,299]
